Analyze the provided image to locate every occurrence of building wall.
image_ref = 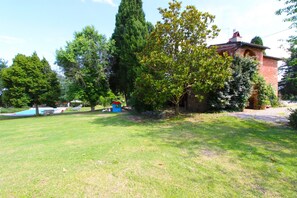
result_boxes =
[186,43,279,112]
[261,57,278,94]
[236,47,264,67]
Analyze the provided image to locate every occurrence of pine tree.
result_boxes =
[276,1,297,99]
[279,40,297,99]
[1,53,60,115]
[110,0,149,102]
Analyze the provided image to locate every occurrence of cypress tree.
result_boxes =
[251,36,264,46]
[279,39,297,99]
[110,0,149,102]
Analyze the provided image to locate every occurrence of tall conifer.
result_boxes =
[110,0,149,102]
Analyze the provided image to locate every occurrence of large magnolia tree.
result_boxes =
[134,0,232,114]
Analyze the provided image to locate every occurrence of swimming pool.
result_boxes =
[14,107,60,116]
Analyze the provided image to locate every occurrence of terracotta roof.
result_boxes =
[215,41,270,50]
[263,55,283,61]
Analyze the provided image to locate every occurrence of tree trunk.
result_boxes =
[91,105,95,112]
[35,104,39,116]
[124,93,128,106]
[174,102,180,115]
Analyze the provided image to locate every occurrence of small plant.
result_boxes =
[289,108,297,130]
[253,74,279,109]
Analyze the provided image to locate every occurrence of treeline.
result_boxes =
[0,0,290,115]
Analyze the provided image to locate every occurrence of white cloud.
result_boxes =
[91,0,116,7]
[0,35,25,45]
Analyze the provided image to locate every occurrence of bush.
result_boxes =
[289,108,297,130]
[253,75,279,108]
[0,107,29,113]
[209,56,258,111]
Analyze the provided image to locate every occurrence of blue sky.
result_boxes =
[0,0,294,71]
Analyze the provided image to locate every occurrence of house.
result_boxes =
[216,31,281,94]
[184,32,281,112]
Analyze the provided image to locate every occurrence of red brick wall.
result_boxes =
[261,57,278,95]
[236,47,264,66]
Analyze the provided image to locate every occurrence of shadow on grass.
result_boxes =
[90,111,163,127]
[91,112,296,155]
[95,112,296,169]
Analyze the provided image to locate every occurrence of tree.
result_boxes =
[209,56,258,111]
[134,0,232,114]
[251,36,264,46]
[276,1,297,99]
[110,0,150,102]
[0,59,8,106]
[276,0,297,28]
[56,26,114,111]
[57,74,83,104]
[279,40,297,99]
[1,53,60,115]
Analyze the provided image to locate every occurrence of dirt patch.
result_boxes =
[229,107,297,124]
[127,115,144,123]
[96,113,113,117]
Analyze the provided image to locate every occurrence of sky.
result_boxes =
[0,0,295,72]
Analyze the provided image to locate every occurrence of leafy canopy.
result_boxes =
[56,26,114,111]
[251,36,264,46]
[276,0,297,28]
[279,39,297,99]
[134,0,232,114]
[1,53,60,114]
[0,59,8,107]
[276,0,297,99]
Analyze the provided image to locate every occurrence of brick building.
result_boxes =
[185,32,281,112]
[216,31,281,94]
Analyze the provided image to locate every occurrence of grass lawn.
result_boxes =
[0,112,296,197]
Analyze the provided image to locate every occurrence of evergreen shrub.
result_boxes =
[289,108,297,130]
[209,56,258,111]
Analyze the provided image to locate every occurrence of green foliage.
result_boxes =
[99,91,116,108]
[209,56,258,111]
[58,75,84,103]
[251,36,264,45]
[276,1,297,100]
[276,0,297,28]
[134,0,232,114]
[0,53,60,112]
[0,107,28,113]
[253,74,279,108]
[0,59,7,70]
[0,59,8,107]
[289,108,297,129]
[56,26,114,111]
[279,39,297,100]
[110,0,150,100]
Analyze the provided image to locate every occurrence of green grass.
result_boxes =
[0,112,296,197]
[0,107,29,113]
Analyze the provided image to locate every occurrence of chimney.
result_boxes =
[229,31,242,42]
